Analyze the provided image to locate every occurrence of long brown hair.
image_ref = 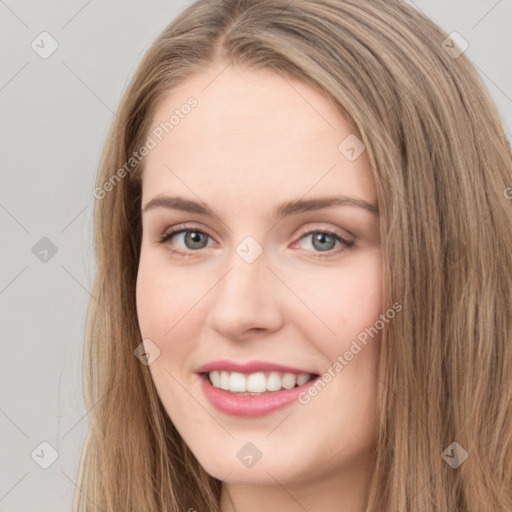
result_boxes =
[74,0,512,510]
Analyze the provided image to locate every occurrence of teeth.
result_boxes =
[267,371,282,391]
[207,370,314,393]
[219,371,229,390]
[281,373,296,390]
[229,372,247,392]
[247,372,267,392]
[296,373,310,386]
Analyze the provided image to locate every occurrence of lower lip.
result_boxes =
[199,374,318,417]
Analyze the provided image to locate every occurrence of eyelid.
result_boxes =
[156,222,354,259]
[293,222,354,243]
[158,222,352,241]
[157,223,216,245]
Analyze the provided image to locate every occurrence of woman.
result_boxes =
[75,0,512,511]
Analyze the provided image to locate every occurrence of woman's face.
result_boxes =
[136,64,382,489]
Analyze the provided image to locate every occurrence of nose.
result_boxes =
[205,244,283,340]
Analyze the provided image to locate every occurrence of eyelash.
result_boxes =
[156,223,354,260]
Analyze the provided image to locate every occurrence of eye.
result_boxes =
[157,224,214,257]
[293,229,354,259]
[156,225,354,259]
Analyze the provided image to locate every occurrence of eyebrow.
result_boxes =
[142,195,378,219]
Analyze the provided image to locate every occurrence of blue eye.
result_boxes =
[157,226,354,259]
[294,229,354,259]
[158,227,212,256]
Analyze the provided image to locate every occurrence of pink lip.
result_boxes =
[199,374,319,417]
[196,359,317,375]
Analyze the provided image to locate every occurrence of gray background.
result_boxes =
[1,1,511,510]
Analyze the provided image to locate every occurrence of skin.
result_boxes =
[136,62,382,512]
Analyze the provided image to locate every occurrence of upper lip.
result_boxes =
[196,360,319,375]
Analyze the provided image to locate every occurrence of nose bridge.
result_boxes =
[205,235,282,337]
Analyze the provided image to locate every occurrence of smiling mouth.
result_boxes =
[201,370,318,395]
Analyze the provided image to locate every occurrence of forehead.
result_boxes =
[141,65,375,206]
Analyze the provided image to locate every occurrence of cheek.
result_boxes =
[136,259,202,410]
[136,249,382,342]
[290,251,382,342]
[135,255,211,388]
[136,261,166,338]
[135,253,200,338]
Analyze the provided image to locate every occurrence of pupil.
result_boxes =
[313,233,334,251]
[186,231,206,249]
